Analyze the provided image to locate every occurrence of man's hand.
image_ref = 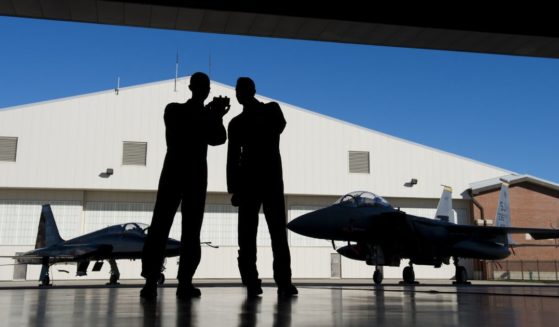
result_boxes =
[207,95,231,117]
[231,193,241,207]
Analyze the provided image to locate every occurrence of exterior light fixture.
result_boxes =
[99,168,114,178]
[404,178,418,187]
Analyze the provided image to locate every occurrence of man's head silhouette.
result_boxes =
[235,77,256,106]
[189,72,210,102]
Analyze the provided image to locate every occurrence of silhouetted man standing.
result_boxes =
[227,77,297,297]
[141,72,229,299]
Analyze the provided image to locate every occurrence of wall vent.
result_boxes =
[348,151,369,174]
[122,141,147,166]
[0,137,18,162]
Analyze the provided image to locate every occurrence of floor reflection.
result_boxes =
[274,296,296,327]
[237,297,261,327]
[141,299,160,327]
[1,284,559,326]
[33,289,49,326]
[175,297,198,327]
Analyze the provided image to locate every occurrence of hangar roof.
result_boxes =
[1,1,558,58]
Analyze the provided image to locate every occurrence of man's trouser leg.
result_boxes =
[177,183,207,285]
[141,182,181,281]
[263,191,292,287]
[237,199,261,286]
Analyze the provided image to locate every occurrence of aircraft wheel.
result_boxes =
[157,273,165,285]
[41,276,50,287]
[373,269,383,285]
[456,266,468,284]
[403,266,415,284]
[108,275,120,285]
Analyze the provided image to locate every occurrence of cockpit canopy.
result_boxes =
[122,223,149,235]
[335,191,392,208]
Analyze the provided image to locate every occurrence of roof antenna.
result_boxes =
[115,76,120,95]
[174,50,179,92]
[208,50,212,79]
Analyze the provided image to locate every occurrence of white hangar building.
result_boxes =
[0,77,511,282]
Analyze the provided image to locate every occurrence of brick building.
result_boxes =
[470,175,559,280]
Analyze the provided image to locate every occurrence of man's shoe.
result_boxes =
[140,281,157,300]
[176,284,201,299]
[277,284,298,297]
[247,284,263,297]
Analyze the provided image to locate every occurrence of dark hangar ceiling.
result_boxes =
[1,1,559,58]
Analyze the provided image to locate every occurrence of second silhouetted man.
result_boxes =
[227,77,297,297]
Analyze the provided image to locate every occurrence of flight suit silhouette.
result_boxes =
[141,75,227,296]
[227,94,294,292]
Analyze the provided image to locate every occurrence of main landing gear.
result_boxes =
[373,263,418,285]
[158,273,165,285]
[453,257,470,285]
[373,267,383,285]
[157,259,167,286]
[106,259,121,285]
[105,259,165,286]
[402,264,417,284]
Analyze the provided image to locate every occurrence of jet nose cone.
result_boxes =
[288,205,365,241]
[288,210,327,239]
[287,216,310,236]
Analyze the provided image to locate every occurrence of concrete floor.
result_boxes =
[1,280,559,326]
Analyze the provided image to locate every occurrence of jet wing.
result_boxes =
[1,245,112,269]
[447,224,559,242]
[34,244,114,258]
[0,254,76,265]
[3,244,114,264]
[510,243,559,248]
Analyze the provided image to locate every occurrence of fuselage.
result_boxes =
[17,223,181,264]
[287,192,510,268]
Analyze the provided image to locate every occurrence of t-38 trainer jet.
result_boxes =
[4,204,181,286]
[288,183,559,285]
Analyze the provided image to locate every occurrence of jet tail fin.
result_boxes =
[35,204,64,249]
[435,185,455,223]
[495,182,514,245]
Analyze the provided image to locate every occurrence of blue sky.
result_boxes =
[2,16,559,183]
